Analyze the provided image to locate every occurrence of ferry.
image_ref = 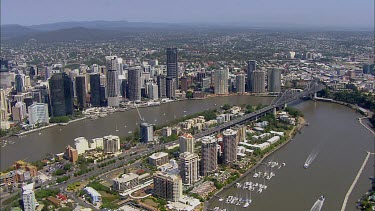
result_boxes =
[319,195,325,201]
[304,163,309,169]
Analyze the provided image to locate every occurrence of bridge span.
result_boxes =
[194,81,324,139]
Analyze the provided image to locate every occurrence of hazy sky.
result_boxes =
[1,0,374,28]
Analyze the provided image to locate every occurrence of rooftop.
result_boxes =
[149,152,168,159]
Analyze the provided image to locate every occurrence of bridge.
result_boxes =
[194,81,324,139]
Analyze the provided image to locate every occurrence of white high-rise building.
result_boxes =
[103,135,120,153]
[252,70,266,93]
[74,137,90,155]
[28,103,49,125]
[0,89,8,122]
[22,183,36,211]
[179,152,199,185]
[148,83,159,100]
[179,133,194,153]
[214,68,229,94]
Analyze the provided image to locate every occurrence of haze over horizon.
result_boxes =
[1,0,374,29]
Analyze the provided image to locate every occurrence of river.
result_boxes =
[0,95,272,171]
[207,100,375,211]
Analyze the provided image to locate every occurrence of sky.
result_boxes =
[1,0,374,29]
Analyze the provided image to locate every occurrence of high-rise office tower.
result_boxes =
[268,68,281,92]
[49,73,73,117]
[236,74,246,94]
[99,85,107,106]
[157,75,167,98]
[196,72,206,84]
[140,122,154,143]
[90,74,101,107]
[75,75,86,109]
[107,69,119,107]
[106,69,118,97]
[28,103,49,125]
[153,171,182,202]
[180,76,188,92]
[121,79,128,99]
[214,69,228,95]
[166,77,175,99]
[0,89,8,121]
[179,152,199,185]
[22,183,36,211]
[128,67,141,102]
[15,74,23,93]
[246,60,256,92]
[148,83,158,100]
[201,136,218,176]
[252,70,266,93]
[223,129,238,164]
[166,48,178,88]
[179,133,194,153]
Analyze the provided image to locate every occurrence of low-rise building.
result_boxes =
[84,187,102,203]
[149,152,169,167]
[113,173,139,192]
[74,137,89,155]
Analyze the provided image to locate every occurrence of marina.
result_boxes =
[207,101,374,211]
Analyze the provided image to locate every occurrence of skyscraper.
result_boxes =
[236,74,246,94]
[153,171,182,202]
[106,69,119,97]
[166,48,178,88]
[222,129,238,164]
[140,122,154,143]
[246,60,256,92]
[179,152,199,186]
[268,68,281,92]
[252,70,266,93]
[157,75,167,98]
[49,73,73,117]
[214,69,228,95]
[201,136,218,176]
[179,133,194,153]
[15,74,23,93]
[107,69,119,107]
[128,67,141,102]
[75,75,86,109]
[166,77,175,99]
[90,74,101,107]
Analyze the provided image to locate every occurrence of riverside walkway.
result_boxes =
[340,151,374,211]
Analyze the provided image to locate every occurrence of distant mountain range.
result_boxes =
[1,20,373,42]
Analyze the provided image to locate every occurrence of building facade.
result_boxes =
[140,122,154,143]
[236,74,246,94]
[153,171,182,202]
[268,68,281,92]
[222,129,238,164]
[103,135,120,153]
[75,75,87,109]
[128,67,142,102]
[178,152,199,185]
[49,73,73,117]
[246,60,256,92]
[179,133,195,153]
[28,103,49,125]
[166,48,178,88]
[252,70,266,93]
[200,136,218,176]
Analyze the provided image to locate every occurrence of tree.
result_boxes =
[186,91,193,99]
[222,104,231,110]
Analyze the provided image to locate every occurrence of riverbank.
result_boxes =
[205,116,306,209]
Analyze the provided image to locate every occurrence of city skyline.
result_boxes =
[1,0,374,29]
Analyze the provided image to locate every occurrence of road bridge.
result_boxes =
[194,81,324,139]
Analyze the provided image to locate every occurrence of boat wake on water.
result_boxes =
[304,147,320,169]
[309,196,325,211]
